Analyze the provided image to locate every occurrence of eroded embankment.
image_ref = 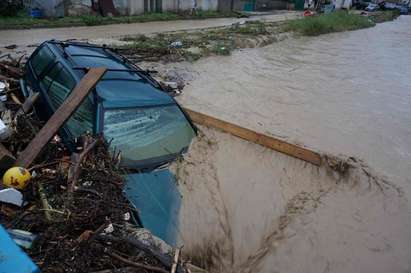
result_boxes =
[170,126,410,273]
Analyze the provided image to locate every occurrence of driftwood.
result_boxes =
[68,136,99,192]
[184,108,322,166]
[171,248,181,273]
[19,92,40,115]
[108,252,169,273]
[0,62,23,78]
[98,234,185,273]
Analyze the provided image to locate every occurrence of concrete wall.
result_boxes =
[34,0,216,17]
[125,0,144,14]
[125,0,217,15]
[197,0,218,10]
[32,0,65,17]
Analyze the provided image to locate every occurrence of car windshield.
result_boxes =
[103,105,195,168]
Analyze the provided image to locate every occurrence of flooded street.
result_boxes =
[175,16,411,273]
[179,16,411,185]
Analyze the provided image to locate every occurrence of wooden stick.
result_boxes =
[68,138,98,192]
[184,108,322,166]
[20,92,40,114]
[14,68,107,168]
[171,248,181,273]
[38,183,52,222]
[108,252,169,273]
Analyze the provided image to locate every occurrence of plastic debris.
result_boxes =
[7,229,37,249]
[0,188,23,206]
[0,225,40,273]
[0,118,11,140]
[0,81,7,102]
[164,81,178,90]
[170,40,183,48]
[104,223,114,233]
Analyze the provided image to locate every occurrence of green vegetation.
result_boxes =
[285,11,376,36]
[119,21,279,62]
[285,10,400,36]
[0,10,238,30]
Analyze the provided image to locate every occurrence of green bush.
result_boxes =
[285,11,375,36]
[81,15,106,26]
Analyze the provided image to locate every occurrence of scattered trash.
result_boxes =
[7,229,37,249]
[164,81,178,90]
[0,81,7,102]
[0,188,23,206]
[2,167,32,190]
[0,118,11,140]
[104,223,115,234]
[170,40,183,48]
[303,10,315,16]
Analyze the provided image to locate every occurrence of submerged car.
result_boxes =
[22,40,196,169]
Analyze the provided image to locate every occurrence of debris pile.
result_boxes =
[0,55,190,273]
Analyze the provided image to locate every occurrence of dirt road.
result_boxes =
[0,11,298,48]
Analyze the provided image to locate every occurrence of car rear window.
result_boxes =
[31,46,55,76]
[103,105,195,167]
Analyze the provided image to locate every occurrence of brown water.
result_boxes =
[179,16,411,185]
[173,16,411,273]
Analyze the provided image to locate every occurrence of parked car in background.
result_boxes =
[22,40,197,170]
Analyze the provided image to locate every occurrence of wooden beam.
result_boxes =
[15,68,107,168]
[184,108,322,166]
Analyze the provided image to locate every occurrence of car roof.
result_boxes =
[45,41,174,108]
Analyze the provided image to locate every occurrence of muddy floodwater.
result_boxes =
[172,16,411,273]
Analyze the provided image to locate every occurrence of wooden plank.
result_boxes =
[184,108,322,166]
[0,143,15,170]
[15,68,107,168]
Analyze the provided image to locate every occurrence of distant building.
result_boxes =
[26,0,286,17]
[218,0,287,11]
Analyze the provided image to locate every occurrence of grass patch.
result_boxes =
[0,10,238,30]
[285,11,376,36]
[368,10,400,23]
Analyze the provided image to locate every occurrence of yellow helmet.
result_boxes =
[3,167,32,190]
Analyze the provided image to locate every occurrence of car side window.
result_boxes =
[46,63,75,108]
[46,64,94,137]
[31,46,55,76]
